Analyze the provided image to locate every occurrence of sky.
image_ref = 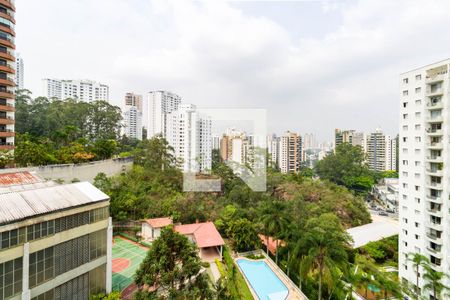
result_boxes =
[15,0,450,141]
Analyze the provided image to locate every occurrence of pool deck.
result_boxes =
[235,250,308,300]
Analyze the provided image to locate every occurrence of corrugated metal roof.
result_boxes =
[0,171,42,186]
[0,182,109,225]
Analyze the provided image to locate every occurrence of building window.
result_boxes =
[415,124,420,130]
[416,74,421,80]
[29,247,54,288]
[415,112,421,118]
[403,102,408,108]
[415,87,421,93]
[0,258,23,299]
[403,125,408,131]
[403,78,409,84]
[403,90,409,96]
[415,222,419,228]
[415,99,421,105]
[415,234,419,240]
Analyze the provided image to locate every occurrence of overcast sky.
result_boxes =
[15,0,450,141]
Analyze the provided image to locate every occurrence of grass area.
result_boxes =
[222,247,254,300]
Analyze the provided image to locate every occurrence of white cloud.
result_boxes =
[16,0,450,140]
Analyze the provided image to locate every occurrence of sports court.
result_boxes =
[112,236,149,292]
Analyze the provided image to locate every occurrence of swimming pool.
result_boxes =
[236,259,288,300]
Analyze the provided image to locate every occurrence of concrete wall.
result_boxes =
[0,157,133,183]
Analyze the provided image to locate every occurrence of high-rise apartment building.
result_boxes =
[399,59,450,298]
[15,53,23,90]
[166,104,211,173]
[366,128,397,172]
[42,79,109,102]
[124,92,143,112]
[144,91,181,139]
[124,106,142,140]
[279,131,302,174]
[0,0,16,151]
[0,172,112,300]
[219,128,254,167]
[334,129,366,151]
[211,135,220,150]
[267,134,279,168]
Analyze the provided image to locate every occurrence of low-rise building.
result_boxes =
[0,172,112,300]
[372,178,399,211]
[141,217,173,240]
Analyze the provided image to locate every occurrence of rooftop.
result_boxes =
[0,171,42,186]
[0,181,109,225]
[347,214,399,248]
[174,221,224,248]
[145,217,173,228]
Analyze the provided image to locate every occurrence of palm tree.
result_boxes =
[423,264,450,300]
[407,252,429,299]
[258,200,290,263]
[300,213,351,300]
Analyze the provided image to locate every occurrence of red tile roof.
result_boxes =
[0,171,42,186]
[145,217,173,228]
[259,234,285,255]
[175,222,224,248]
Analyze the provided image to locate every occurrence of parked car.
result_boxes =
[378,211,389,216]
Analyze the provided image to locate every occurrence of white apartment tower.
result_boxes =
[279,131,302,174]
[42,79,109,102]
[124,106,142,140]
[144,91,181,139]
[366,128,396,172]
[399,59,450,299]
[166,104,212,173]
[15,54,24,90]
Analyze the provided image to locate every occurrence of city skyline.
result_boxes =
[16,0,449,140]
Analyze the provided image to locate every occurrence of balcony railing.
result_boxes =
[426,73,446,83]
[426,232,442,241]
[426,142,443,148]
[425,129,443,135]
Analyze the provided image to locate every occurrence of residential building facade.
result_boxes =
[15,53,23,90]
[0,173,112,300]
[279,131,302,174]
[366,128,397,171]
[334,129,366,151]
[219,128,254,167]
[123,106,142,140]
[124,92,142,112]
[166,104,212,173]
[42,79,109,102]
[399,59,450,298]
[144,91,181,139]
[0,0,15,151]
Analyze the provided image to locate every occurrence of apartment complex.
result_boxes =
[15,53,23,90]
[279,131,302,174]
[0,0,15,151]
[123,106,142,140]
[124,92,142,113]
[144,91,181,139]
[399,59,450,298]
[42,79,109,102]
[334,129,366,151]
[366,128,397,172]
[166,104,212,173]
[0,172,112,300]
[219,128,253,166]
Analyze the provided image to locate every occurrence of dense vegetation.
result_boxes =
[95,136,376,299]
[13,90,129,166]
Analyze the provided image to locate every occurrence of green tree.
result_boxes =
[134,136,177,171]
[135,227,210,297]
[300,213,352,300]
[408,253,430,299]
[0,150,13,168]
[226,218,260,252]
[423,264,450,300]
[90,291,121,300]
[14,134,57,166]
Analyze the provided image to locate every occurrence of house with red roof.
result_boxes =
[174,222,225,262]
[142,217,173,240]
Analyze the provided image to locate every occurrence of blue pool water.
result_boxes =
[236,259,289,300]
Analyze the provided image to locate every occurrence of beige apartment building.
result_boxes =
[279,131,302,174]
[0,172,112,300]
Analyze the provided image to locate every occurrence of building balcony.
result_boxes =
[0,103,14,112]
[426,116,443,123]
[0,11,15,24]
[0,0,15,11]
[426,129,443,136]
[0,77,15,87]
[427,221,443,231]
[0,64,14,75]
[0,37,14,49]
[0,116,14,124]
[0,130,14,137]
[0,141,14,150]
[427,101,444,110]
[426,207,443,217]
[0,51,14,62]
[0,90,13,99]
[426,232,442,244]
[426,142,443,149]
[426,73,446,84]
[426,196,442,204]
[426,181,443,189]
[0,25,14,37]
[426,156,443,163]
[426,247,443,259]
[426,168,443,176]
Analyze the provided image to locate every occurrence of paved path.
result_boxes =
[209,262,221,282]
